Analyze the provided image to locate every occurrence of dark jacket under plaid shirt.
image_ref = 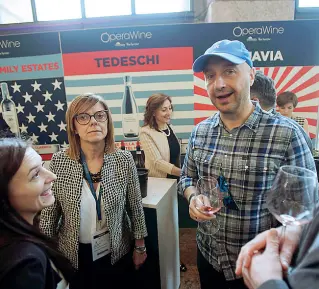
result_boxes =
[178,103,316,281]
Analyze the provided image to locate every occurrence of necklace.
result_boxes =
[84,171,102,183]
[161,126,171,137]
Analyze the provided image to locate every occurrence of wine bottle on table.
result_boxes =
[120,140,126,151]
[135,141,145,169]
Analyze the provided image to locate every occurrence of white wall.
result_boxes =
[193,0,295,23]
[0,0,33,24]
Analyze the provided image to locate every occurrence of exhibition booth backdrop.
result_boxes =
[1,20,318,147]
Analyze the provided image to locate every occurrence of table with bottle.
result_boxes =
[139,177,180,289]
[123,141,180,289]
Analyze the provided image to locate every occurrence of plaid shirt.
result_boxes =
[267,108,312,151]
[178,104,316,281]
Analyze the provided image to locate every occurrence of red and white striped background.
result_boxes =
[194,66,319,138]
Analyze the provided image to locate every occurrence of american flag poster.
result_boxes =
[0,33,68,146]
[0,78,68,145]
[1,21,319,146]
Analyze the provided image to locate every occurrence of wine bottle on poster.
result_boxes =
[121,76,139,138]
[0,82,20,137]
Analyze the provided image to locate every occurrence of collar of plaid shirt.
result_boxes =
[210,101,262,131]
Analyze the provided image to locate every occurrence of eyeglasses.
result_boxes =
[217,164,239,211]
[75,110,108,125]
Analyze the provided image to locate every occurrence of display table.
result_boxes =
[141,177,180,289]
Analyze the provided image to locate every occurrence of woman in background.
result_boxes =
[277,91,309,136]
[40,93,147,289]
[140,93,187,272]
[0,138,74,289]
[140,93,181,179]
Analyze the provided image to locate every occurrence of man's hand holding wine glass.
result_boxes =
[189,193,217,222]
[188,177,223,235]
[241,229,283,289]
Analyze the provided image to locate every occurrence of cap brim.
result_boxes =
[192,53,246,72]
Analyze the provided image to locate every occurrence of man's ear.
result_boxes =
[251,97,260,103]
[250,67,256,86]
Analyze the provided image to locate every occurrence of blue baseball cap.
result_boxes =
[193,39,253,72]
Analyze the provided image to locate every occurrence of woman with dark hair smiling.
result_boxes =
[140,93,188,272]
[140,93,181,179]
[0,138,74,289]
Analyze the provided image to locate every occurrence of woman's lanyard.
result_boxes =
[80,150,102,221]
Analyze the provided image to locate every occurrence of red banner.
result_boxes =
[63,47,193,76]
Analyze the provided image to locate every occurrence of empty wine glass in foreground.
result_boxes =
[266,165,318,240]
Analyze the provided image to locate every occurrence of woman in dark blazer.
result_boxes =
[0,138,74,289]
[39,93,148,289]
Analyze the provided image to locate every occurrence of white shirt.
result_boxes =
[79,180,107,243]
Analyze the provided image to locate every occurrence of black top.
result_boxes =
[163,125,180,180]
[0,241,62,289]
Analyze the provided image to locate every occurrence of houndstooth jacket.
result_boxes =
[39,149,148,269]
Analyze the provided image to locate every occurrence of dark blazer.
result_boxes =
[40,149,148,269]
[0,241,60,289]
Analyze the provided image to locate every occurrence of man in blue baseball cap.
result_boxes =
[193,39,253,72]
[178,40,316,289]
[192,39,255,121]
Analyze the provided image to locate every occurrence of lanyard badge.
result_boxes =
[80,150,102,220]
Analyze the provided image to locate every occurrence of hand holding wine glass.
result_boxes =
[193,176,223,235]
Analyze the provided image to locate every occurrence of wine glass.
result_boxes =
[194,176,223,235]
[266,165,318,241]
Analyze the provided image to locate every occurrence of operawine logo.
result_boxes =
[0,40,21,49]
[233,26,284,37]
[101,31,152,43]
